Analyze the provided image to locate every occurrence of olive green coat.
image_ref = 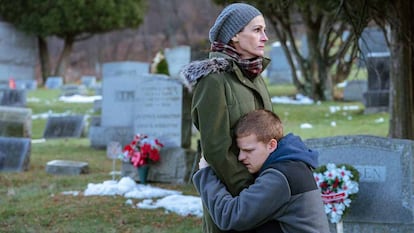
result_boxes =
[181,52,273,233]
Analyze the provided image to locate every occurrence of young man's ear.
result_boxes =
[268,139,278,153]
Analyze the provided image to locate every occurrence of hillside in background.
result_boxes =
[44,0,223,82]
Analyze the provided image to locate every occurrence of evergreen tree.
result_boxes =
[0,0,147,83]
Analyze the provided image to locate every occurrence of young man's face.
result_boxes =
[237,134,276,174]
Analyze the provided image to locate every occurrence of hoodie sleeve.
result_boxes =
[193,167,291,231]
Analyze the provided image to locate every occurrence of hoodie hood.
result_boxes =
[260,133,319,173]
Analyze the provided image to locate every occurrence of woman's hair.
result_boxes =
[235,109,283,143]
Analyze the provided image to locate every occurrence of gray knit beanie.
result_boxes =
[209,3,262,44]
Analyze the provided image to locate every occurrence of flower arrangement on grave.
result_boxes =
[119,134,164,168]
[313,163,359,225]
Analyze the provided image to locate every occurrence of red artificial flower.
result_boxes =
[119,134,164,168]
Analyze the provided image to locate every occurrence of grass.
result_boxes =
[0,85,389,232]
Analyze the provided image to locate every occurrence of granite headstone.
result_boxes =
[0,22,37,82]
[363,52,390,113]
[0,136,31,172]
[343,80,367,102]
[14,79,37,90]
[0,89,26,107]
[80,75,97,88]
[43,115,85,138]
[99,74,185,147]
[102,61,150,78]
[267,42,294,84]
[164,46,191,78]
[60,84,88,96]
[359,27,389,64]
[305,135,414,232]
[133,76,183,148]
[45,77,63,89]
[0,106,32,138]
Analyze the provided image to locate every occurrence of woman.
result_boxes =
[180,3,273,233]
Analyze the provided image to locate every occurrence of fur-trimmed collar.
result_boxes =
[179,57,232,92]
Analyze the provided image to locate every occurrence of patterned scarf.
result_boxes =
[211,41,263,79]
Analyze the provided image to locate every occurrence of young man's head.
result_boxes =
[235,109,283,173]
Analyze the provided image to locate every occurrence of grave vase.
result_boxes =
[137,165,149,185]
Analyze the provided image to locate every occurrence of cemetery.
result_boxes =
[0,3,413,233]
[2,62,408,232]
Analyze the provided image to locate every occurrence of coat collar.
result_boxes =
[179,52,270,91]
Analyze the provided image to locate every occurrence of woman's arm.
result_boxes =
[193,167,291,231]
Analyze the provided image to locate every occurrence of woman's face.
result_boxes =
[231,15,268,59]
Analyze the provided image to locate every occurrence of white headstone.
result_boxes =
[101,73,183,147]
[164,46,191,78]
[133,77,183,147]
[45,77,63,89]
[102,61,150,78]
[267,42,293,84]
[0,22,37,82]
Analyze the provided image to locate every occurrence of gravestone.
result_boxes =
[45,160,89,175]
[91,61,151,147]
[45,76,63,89]
[93,99,102,113]
[164,46,193,148]
[267,42,294,84]
[14,79,37,90]
[133,77,183,147]
[363,52,390,113]
[80,75,97,88]
[98,73,190,148]
[102,61,150,78]
[89,126,133,150]
[0,89,27,107]
[0,136,31,172]
[164,46,191,78]
[89,116,101,127]
[91,60,196,183]
[358,27,389,65]
[305,135,414,233]
[0,106,32,138]
[343,80,367,102]
[300,35,309,59]
[100,74,187,148]
[357,26,390,114]
[122,147,196,184]
[43,115,85,138]
[60,84,88,96]
[0,81,8,89]
[94,84,102,96]
[0,22,37,83]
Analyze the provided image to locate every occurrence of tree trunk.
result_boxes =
[37,37,50,86]
[54,36,75,80]
[389,0,414,139]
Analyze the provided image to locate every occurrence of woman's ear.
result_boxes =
[268,139,278,153]
[231,34,239,43]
